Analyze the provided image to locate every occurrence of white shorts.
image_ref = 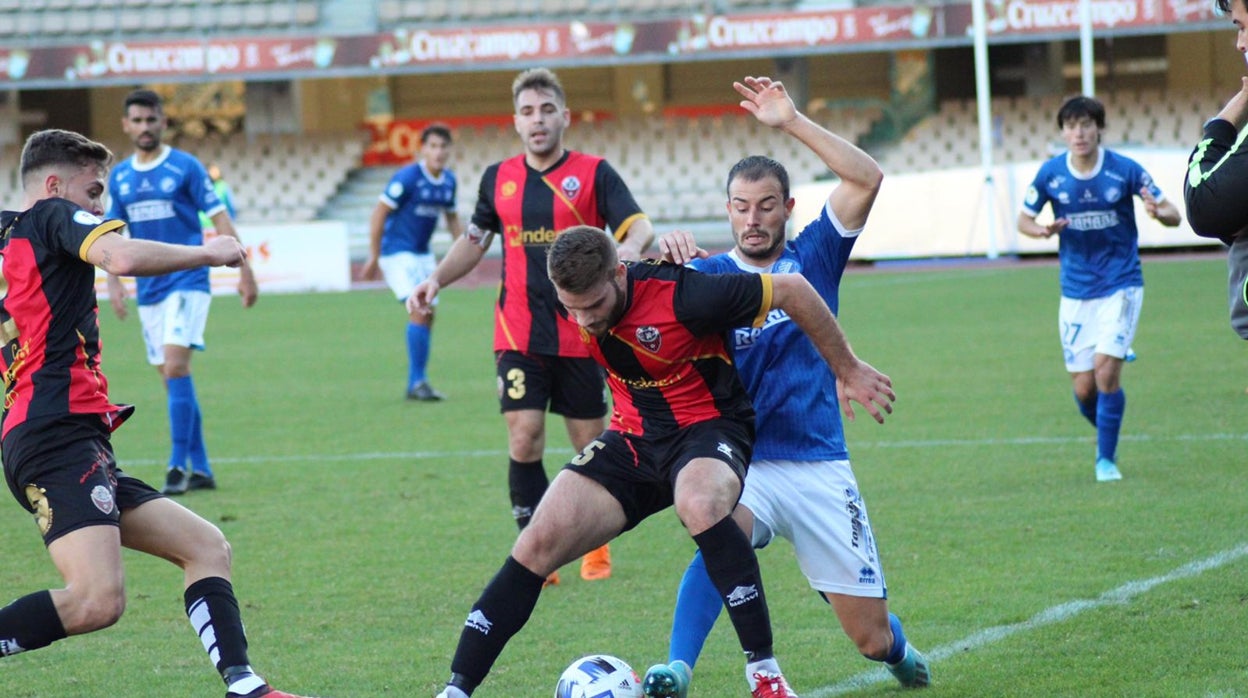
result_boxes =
[137,290,211,366]
[1058,286,1143,372]
[741,458,886,598]
[379,251,437,304]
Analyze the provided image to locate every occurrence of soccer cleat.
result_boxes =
[188,472,217,491]
[1095,458,1123,482]
[642,660,691,698]
[750,670,798,698]
[886,644,931,688]
[580,543,612,580]
[407,381,445,401]
[228,685,316,698]
[162,467,189,495]
[543,570,560,587]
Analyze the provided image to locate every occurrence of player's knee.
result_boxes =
[62,584,126,634]
[854,629,893,661]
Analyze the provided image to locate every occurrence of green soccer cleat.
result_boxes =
[886,644,931,688]
[642,660,691,698]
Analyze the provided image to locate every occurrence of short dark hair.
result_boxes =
[1056,95,1105,130]
[124,88,163,113]
[512,68,566,107]
[727,155,791,201]
[548,226,617,294]
[421,123,453,144]
[19,129,113,188]
[1214,0,1237,14]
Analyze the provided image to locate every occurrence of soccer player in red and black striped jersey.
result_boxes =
[409,68,654,583]
[0,129,310,698]
[432,226,894,698]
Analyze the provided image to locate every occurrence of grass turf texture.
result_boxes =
[0,254,1245,697]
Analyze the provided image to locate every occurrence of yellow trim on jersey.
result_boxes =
[612,212,647,242]
[77,220,125,261]
[752,274,774,328]
[540,176,588,226]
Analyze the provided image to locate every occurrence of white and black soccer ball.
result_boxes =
[554,654,644,698]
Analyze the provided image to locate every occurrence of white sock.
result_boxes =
[226,673,266,696]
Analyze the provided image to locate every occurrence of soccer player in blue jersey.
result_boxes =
[105,89,259,496]
[642,76,929,698]
[1018,95,1181,483]
[361,123,463,401]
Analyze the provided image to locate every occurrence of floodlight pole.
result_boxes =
[1080,0,1095,96]
[972,0,999,259]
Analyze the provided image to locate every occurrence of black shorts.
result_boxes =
[560,418,753,532]
[495,350,608,419]
[3,415,162,546]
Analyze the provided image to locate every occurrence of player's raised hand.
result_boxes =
[407,279,439,315]
[835,359,895,424]
[657,229,708,265]
[733,76,797,129]
[1044,218,1069,238]
[1139,186,1163,219]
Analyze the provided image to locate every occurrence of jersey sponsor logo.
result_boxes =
[465,609,493,634]
[501,180,518,198]
[560,175,581,200]
[73,210,103,226]
[726,584,759,607]
[117,181,131,196]
[90,485,115,515]
[732,308,790,349]
[618,371,684,389]
[635,325,661,352]
[509,226,559,246]
[125,199,176,223]
[1065,210,1119,231]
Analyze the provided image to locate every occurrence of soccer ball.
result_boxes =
[554,654,644,698]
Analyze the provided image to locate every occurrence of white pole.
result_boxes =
[1080,0,1095,96]
[972,0,998,258]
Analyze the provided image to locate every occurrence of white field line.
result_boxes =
[809,543,1248,697]
[115,430,1247,467]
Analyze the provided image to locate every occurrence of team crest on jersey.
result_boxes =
[560,176,581,200]
[90,485,114,515]
[73,210,103,226]
[160,176,177,194]
[501,181,518,198]
[24,485,52,535]
[635,325,661,352]
[774,259,799,274]
[1104,187,1121,203]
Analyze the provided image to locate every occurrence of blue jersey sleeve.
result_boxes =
[1022,160,1054,217]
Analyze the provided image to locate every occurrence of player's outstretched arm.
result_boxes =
[769,273,894,423]
[87,232,245,277]
[734,75,883,230]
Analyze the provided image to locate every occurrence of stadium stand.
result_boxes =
[0,0,320,37]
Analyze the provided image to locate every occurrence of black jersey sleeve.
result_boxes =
[593,159,646,236]
[672,266,771,336]
[1185,118,1248,244]
[470,163,502,233]
[38,200,125,262]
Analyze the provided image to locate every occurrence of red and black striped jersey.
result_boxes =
[574,261,774,438]
[0,199,129,438]
[473,150,647,356]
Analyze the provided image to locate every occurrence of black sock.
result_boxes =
[185,577,252,679]
[449,556,545,691]
[693,516,773,660]
[508,459,547,530]
[0,590,67,656]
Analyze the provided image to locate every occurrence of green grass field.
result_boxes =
[1,253,1245,697]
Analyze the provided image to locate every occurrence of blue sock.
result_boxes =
[667,550,723,670]
[1096,389,1126,462]
[188,398,212,477]
[1074,391,1097,427]
[167,375,195,471]
[407,322,431,387]
[882,613,908,664]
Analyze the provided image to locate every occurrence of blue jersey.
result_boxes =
[107,146,224,305]
[692,204,857,461]
[1022,148,1164,299]
[379,161,456,256]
